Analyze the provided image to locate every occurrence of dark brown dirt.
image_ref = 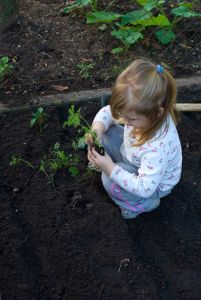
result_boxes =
[1,1,201,299]
[0,0,201,108]
[0,88,201,300]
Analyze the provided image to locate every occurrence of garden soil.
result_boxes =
[0,0,201,108]
[1,0,201,299]
[1,88,201,300]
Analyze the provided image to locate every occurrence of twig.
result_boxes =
[16,235,28,247]
[97,283,104,300]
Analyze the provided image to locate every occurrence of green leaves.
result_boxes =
[155,29,176,44]
[120,10,152,26]
[65,105,104,155]
[30,107,48,132]
[111,29,143,48]
[136,0,165,11]
[87,11,121,23]
[30,107,43,127]
[111,47,124,54]
[68,166,79,177]
[63,0,201,51]
[141,14,170,27]
[171,4,201,18]
[39,143,80,187]
[76,62,95,79]
[63,0,91,14]
[63,105,81,128]
[10,156,35,169]
[0,56,14,82]
[1,56,9,64]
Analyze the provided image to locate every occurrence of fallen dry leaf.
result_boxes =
[82,58,94,63]
[179,43,192,49]
[152,42,162,50]
[140,38,150,48]
[51,85,68,92]
[0,103,9,111]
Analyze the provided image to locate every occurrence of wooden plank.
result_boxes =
[1,102,201,114]
[176,103,201,111]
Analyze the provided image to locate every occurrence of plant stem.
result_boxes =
[41,169,55,188]
[104,0,116,12]
[19,158,35,169]
[80,115,91,129]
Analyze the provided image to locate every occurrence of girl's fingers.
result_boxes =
[91,148,99,158]
[87,154,94,163]
[88,147,97,159]
[88,151,95,163]
[91,151,97,159]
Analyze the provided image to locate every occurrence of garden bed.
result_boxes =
[1,0,201,108]
[1,87,201,300]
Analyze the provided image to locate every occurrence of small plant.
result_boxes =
[63,105,104,155]
[10,156,35,169]
[76,62,95,79]
[30,107,48,133]
[63,0,97,15]
[39,142,79,188]
[10,144,79,188]
[0,56,14,82]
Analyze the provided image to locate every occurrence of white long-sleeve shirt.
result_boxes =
[93,105,182,198]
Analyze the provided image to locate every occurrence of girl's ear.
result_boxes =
[158,107,164,117]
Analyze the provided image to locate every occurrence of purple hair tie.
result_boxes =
[156,64,164,74]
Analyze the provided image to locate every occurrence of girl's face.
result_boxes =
[121,110,149,130]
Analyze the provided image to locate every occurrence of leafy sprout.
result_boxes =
[10,156,35,169]
[63,105,104,154]
[10,143,79,188]
[39,142,79,188]
[0,56,14,82]
[76,62,95,79]
[63,0,97,15]
[30,107,48,133]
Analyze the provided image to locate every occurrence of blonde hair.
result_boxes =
[110,58,179,146]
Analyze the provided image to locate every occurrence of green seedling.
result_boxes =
[0,56,14,82]
[63,0,97,15]
[30,107,48,133]
[10,144,79,188]
[39,142,79,188]
[63,105,104,155]
[10,156,35,169]
[76,62,95,79]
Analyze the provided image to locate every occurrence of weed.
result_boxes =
[0,56,14,82]
[30,107,48,133]
[39,142,79,188]
[10,156,35,169]
[63,105,104,155]
[76,62,95,79]
[101,63,126,81]
[85,1,201,50]
[63,0,97,15]
[63,1,201,49]
[10,143,79,188]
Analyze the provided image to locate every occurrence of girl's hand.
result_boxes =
[87,148,115,175]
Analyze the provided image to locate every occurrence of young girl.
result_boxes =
[87,58,182,219]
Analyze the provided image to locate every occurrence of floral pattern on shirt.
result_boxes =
[93,105,182,197]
